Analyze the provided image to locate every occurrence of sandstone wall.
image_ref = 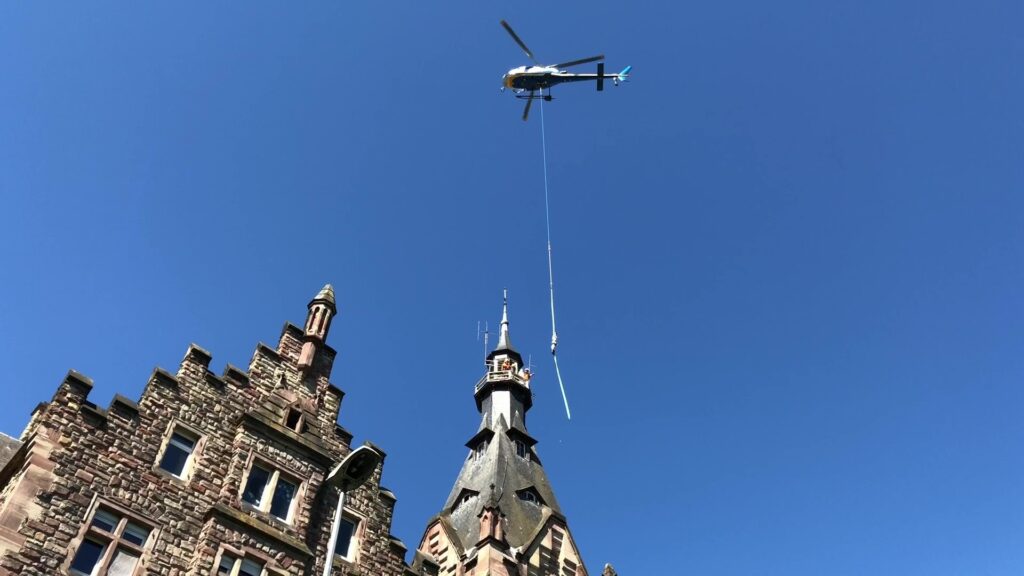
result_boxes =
[0,322,414,576]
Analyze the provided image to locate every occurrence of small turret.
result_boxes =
[298,284,336,371]
[304,284,336,342]
[477,291,530,417]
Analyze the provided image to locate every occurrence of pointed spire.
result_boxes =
[312,283,336,309]
[495,289,515,353]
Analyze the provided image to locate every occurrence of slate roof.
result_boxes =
[440,412,562,550]
[0,433,23,472]
[434,296,562,551]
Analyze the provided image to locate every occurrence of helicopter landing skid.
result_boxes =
[515,93,554,101]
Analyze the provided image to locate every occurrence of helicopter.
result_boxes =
[500,20,631,121]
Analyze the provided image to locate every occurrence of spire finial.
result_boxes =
[501,289,508,323]
[496,289,513,351]
[312,283,336,308]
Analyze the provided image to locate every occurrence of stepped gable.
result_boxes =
[0,285,419,576]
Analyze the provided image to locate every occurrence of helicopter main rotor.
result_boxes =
[500,20,603,71]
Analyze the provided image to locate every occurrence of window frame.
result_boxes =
[514,439,529,460]
[239,457,303,524]
[213,548,272,576]
[67,499,156,576]
[154,421,203,481]
[517,488,543,506]
[332,510,365,565]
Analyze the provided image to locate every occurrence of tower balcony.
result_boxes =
[475,369,531,393]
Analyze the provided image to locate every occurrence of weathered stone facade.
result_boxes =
[0,286,415,576]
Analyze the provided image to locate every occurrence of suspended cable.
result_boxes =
[540,96,572,421]
[552,354,571,420]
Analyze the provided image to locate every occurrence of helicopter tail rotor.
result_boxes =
[597,62,605,91]
[615,65,632,86]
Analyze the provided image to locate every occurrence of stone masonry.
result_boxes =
[0,286,418,576]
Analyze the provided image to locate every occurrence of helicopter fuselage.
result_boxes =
[502,66,592,91]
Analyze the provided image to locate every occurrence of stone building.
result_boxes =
[411,298,613,576]
[0,287,619,576]
[0,286,415,576]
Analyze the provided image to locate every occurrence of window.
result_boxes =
[514,439,528,459]
[269,477,297,519]
[284,408,304,432]
[69,505,153,576]
[242,466,271,506]
[217,554,266,576]
[452,489,478,512]
[517,488,543,506]
[158,426,199,478]
[241,462,300,523]
[70,540,105,575]
[474,440,488,461]
[333,516,359,562]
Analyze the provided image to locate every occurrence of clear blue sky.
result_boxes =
[1,1,1022,574]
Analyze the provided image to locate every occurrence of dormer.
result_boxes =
[515,487,545,507]
[451,489,480,513]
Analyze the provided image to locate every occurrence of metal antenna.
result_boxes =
[483,322,490,360]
